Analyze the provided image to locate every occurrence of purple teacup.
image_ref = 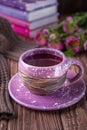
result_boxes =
[18,48,84,95]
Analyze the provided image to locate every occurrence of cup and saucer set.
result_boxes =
[8,48,86,110]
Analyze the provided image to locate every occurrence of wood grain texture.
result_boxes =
[0,120,8,130]
[60,54,87,130]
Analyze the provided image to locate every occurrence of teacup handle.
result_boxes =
[66,58,84,84]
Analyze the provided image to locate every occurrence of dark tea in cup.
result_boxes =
[23,52,63,67]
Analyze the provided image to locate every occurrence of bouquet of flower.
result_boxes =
[34,12,87,57]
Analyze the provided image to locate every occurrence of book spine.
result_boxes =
[11,23,38,38]
[0,0,25,10]
[0,5,29,21]
[0,0,36,11]
[0,4,57,22]
[11,22,58,38]
[0,13,58,30]
[0,0,58,11]
[11,24,30,38]
[0,13,29,28]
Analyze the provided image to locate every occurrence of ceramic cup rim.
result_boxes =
[19,48,66,69]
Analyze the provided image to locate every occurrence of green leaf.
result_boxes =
[64,49,75,57]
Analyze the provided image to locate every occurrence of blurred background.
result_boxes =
[58,0,87,15]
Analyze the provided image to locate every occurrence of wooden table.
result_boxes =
[0,51,87,130]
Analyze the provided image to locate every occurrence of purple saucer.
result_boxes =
[8,71,86,110]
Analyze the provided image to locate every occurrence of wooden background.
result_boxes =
[58,0,87,14]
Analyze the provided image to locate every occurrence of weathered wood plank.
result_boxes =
[23,109,63,130]
[60,98,87,130]
[0,120,8,130]
[60,54,87,130]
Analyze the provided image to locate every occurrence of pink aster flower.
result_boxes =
[42,29,49,37]
[66,16,73,23]
[84,41,87,50]
[65,36,80,53]
[48,40,64,50]
[62,16,77,33]
[34,31,47,46]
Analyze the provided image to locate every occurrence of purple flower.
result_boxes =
[62,16,77,33]
[48,40,64,50]
[34,31,47,46]
[65,36,80,53]
[42,29,49,37]
[84,41,87,50]
[66,16,73,22]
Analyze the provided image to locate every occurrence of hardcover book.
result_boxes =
[0,13,58,30]
[11,22,58,38]
[0,4,58,22]
[0,0,58,11]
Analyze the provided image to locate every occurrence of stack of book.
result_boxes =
[0,0,59,38]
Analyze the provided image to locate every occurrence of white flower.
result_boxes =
[49,34,56,40]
